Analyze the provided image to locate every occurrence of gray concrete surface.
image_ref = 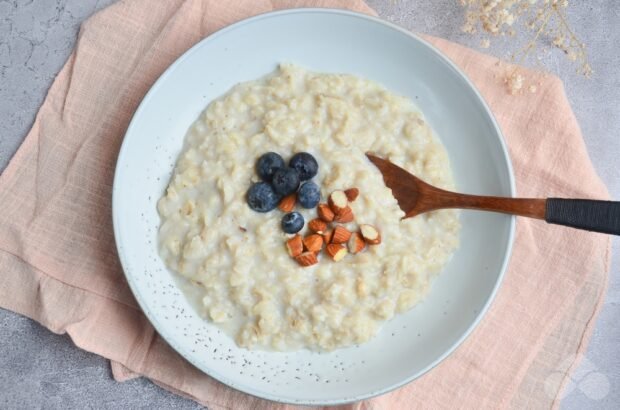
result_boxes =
[0,1,618,408]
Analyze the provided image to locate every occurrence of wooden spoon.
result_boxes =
[366,153,620,235]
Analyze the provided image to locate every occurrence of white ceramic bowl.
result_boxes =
[113,9,515,405]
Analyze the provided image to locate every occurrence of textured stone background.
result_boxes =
[0,1,618,408]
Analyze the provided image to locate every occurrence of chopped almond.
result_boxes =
[303,234,324,252]
[322,229,333,244]
[308,218,327,234]
[295,251,318,267]
[360,224,381,245]
[278,193,296,212]
[348,232,366,254]
[332,226,352,244]
[334,206,354,223]
[286,235,303,257]
[328,190,348,214]
[325,244,348,261]
[317,203,335,222]
[344,188,359,202]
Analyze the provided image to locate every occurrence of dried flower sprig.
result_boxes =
[460,0,591,94]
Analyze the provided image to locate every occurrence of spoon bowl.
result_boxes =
[367,153,620,235]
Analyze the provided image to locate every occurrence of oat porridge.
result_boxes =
[157,64,460,351]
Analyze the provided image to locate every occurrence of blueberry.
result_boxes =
[281,212,304,234]
[297,181,320,209]
[246,182,281,212]
[256,152,285,182]
[271,167,300,196]
[289,152,318,181]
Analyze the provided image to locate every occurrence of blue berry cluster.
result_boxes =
[246,152,321,233]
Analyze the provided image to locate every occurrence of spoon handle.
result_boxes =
[425,191,620,235]
[545,199,620,235]
[423,191,547,219]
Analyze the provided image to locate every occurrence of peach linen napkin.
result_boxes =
[0,0,611,408]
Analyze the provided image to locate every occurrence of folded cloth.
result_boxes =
[0,0,610,409]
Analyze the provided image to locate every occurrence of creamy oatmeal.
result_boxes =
[157,65,460,351]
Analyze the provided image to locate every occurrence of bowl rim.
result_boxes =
[112,7,516,406]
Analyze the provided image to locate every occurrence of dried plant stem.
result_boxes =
[510,7,552,77]
[460,0,592,94]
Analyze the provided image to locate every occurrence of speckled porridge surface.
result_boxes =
[157,65,460,351]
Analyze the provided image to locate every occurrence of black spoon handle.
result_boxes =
[545,198,620,235]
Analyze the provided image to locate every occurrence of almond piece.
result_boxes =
[303,234,324,252]
[328,190,348,214]
[325,244,348,261]
[295,251,318,267]
[348,232,366,254]
[308,218,327,234]
[344,188,359,202]
[278,193,296,212]
[286,235,303,257]
[360,224,381,245]
[332,226,352,244]
[317,203,335,222]
[334,206,354,223]
[322,229,333,244]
